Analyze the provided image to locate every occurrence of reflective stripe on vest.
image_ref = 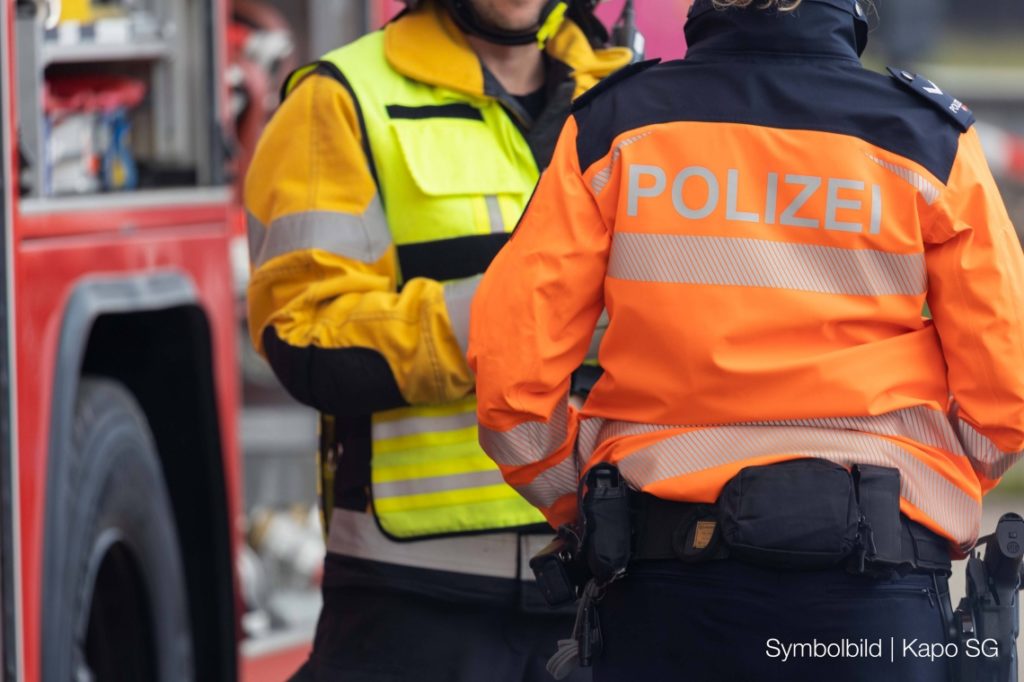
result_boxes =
[371,396,545,538]
[326,508,554,580]
[294,33,546,539]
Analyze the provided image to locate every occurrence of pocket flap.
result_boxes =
[390,116,535,197]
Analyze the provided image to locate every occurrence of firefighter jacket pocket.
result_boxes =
[387,117,536,249]
[718,459,860,569]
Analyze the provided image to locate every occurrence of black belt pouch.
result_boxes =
[718,459,859,569]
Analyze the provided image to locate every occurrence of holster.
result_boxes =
[581,464,632,585]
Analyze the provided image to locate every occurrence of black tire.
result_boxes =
[42,378,194,682]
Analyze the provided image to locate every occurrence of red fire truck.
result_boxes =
[1,0,249,679]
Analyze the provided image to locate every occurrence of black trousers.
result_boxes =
[291,584,588,682]
[595,559,953,682]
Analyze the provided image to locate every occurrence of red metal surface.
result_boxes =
[2,3,18,677]
[241,644,311,681]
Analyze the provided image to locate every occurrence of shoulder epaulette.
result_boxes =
[887,67,975,132]
[572,58,661,113]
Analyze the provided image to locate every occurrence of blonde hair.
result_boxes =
[712,0,804,11]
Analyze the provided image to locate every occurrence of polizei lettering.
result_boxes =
[626,165,883,234]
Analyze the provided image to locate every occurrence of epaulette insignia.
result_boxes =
[887,67,975,132]
[572,58,661,112]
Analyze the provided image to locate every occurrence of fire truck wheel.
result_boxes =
[48,378,195,682]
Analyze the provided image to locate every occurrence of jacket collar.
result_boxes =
[684,0,863,62]
[384,0,632,99]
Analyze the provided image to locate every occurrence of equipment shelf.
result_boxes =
[14,0,224,205]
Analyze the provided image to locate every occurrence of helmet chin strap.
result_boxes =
[443,0,568,48]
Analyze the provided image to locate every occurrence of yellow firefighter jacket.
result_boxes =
[246,0,630,550]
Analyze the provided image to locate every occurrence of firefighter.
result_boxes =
[469,0,1024,680]
[245,0,631,678]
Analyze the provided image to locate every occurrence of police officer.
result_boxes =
[244,0,631,679]
[469,0,1024,680]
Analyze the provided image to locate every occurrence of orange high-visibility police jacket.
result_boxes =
[468,3,1024,554]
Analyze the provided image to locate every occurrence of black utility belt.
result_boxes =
[530,459,953,609]
[633,459,952,576]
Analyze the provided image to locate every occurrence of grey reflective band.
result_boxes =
[576,407,982,549]
[373,409,477,441]
[373,469,506,499]
[954,418,1024,481]
[587,309,610,361]
[618,426,978,549]
[326,508,549,579]
[247,212,267,265]
[746,407,968,457]
[485,195,505,234]
[591,131,654,196]
[577,406,968,466]
[609,232,927,297]
[867,154,940,205]
[479,396,570,467]
[514,455,578,509]
[249,195,391,268]
[442,275,482,356]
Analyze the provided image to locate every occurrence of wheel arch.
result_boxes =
[43,271,237,682]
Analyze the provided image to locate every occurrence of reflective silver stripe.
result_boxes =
[373,410,477,441]
[591,131,654,196]
[247,211,266,264]
[608,233,927,297]
[479,396,570,467]
[576,417,605,467]
[514,456,578,509]
[442,275,481,356]
[745,407,966,457]
[576,407,966,465]
[485,195,505,234]
[249,195,391,267]
[867,154,940,205]
[326,508,549,579]
[373,469,506,499]
[954,418,1024,481]
[616,425,979,547]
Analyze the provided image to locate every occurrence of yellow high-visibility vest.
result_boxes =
[286,32,547,539]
